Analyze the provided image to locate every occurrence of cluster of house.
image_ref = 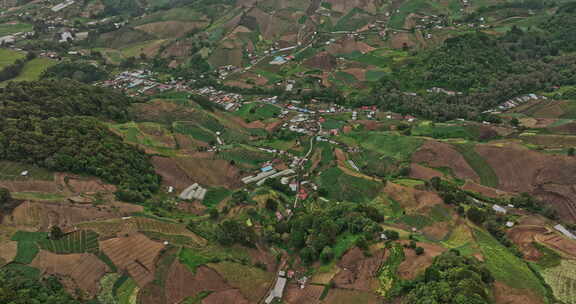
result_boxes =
[0,29,33,45]
[285,113,320,135]
[192,86,243,111]
[486,93,547,113]
[98,70,186,96]
[178,183,207,201]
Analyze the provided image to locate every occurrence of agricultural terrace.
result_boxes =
[473,228,547,300]
[542,259,576,304]
[37,230,99,254]
[377,244,405,297]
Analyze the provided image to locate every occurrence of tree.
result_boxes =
[568,147,575,156]
[320,246,334,263]
[384,230,400,241]
[415,246,425,255]
[50,226,65,240]
[467,207,487,225]
[209,208,219,220]
[300,246,317,264]
[265,199,278,212]
[0,187,11,208]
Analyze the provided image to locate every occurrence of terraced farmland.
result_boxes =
[38,230,99,254]
[542,260,576,304]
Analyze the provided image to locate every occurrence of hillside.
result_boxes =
[1,1,576,304]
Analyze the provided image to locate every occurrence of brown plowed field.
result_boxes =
[384,182,443,212]
[175,156,242,189]
[334,247,386,291]
[537,234,576,258]
[31,251,109,297]
[65,176,116,193]
[284,283,323,304]
[0,240,17,265]
[101,233,164,287]
[412,141,480,182]
[507,226,548,261]
[476,143,576,221]
[165,262,236,304]
[304,51,337,71]
[463,181,509,199]
[409,163,443,180]
[151,156,193,190]
[398,242,445,280]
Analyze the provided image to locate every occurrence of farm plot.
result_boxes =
[0,161,53,181]
[334,247,386,291]
[116,277,139,304]
[318,167,382,203]
[208,261,273,302]
[100,233,165,287]
[473,228,547,300]
[322,288,380,304]
[38,230,99,254]
[542,259,576,304]
[342,132,423,161]
[11,231,49,264]
[376,244,405,297]
[31,251,110,297]
[165,261,234,304]
[0,48,25,70]
[284,283,324,304]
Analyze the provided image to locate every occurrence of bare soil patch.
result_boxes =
[334,247,386,291]
[463,181,509,198]
[507,226,548,261]
[412,141,480,182]
[398,241,446,280]
[151,156,192,190]
[202,289,250,304]
[409,163,443,180]
[175,156,242,189]
[284,283,323,304]
[384,182,443,212]
[476,143,576,221]
[0,240,17,265]
[101,233,164,287]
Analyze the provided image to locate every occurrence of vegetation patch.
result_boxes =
[542,259,576,304]
[454,144,499,188]
[377,243,405,297]
[473,228,546,298]
[37,230,99,254]
[11,231,49,264]
[318,167,382,203]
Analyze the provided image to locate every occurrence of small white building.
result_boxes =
[492,204,507,214]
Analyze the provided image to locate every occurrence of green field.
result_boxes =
[235,103,281,121]
[542,260,576,304]
[341,132,423,161]
[9,57,57,83]
[202,187,231,207]
[0,22,33,36]
[318,167,382,203]
[219,146,273,168]
[179,247,213,273]
[116,277,138,304]
[11,231,49,264]
[411,122,480,140]
[0,48,25,70]
[0,161,54,181]
[173,121,217,143]
[37,230,99,254]
[377,243,405,297]
[473,228,547,299]
[453,144,499,188]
